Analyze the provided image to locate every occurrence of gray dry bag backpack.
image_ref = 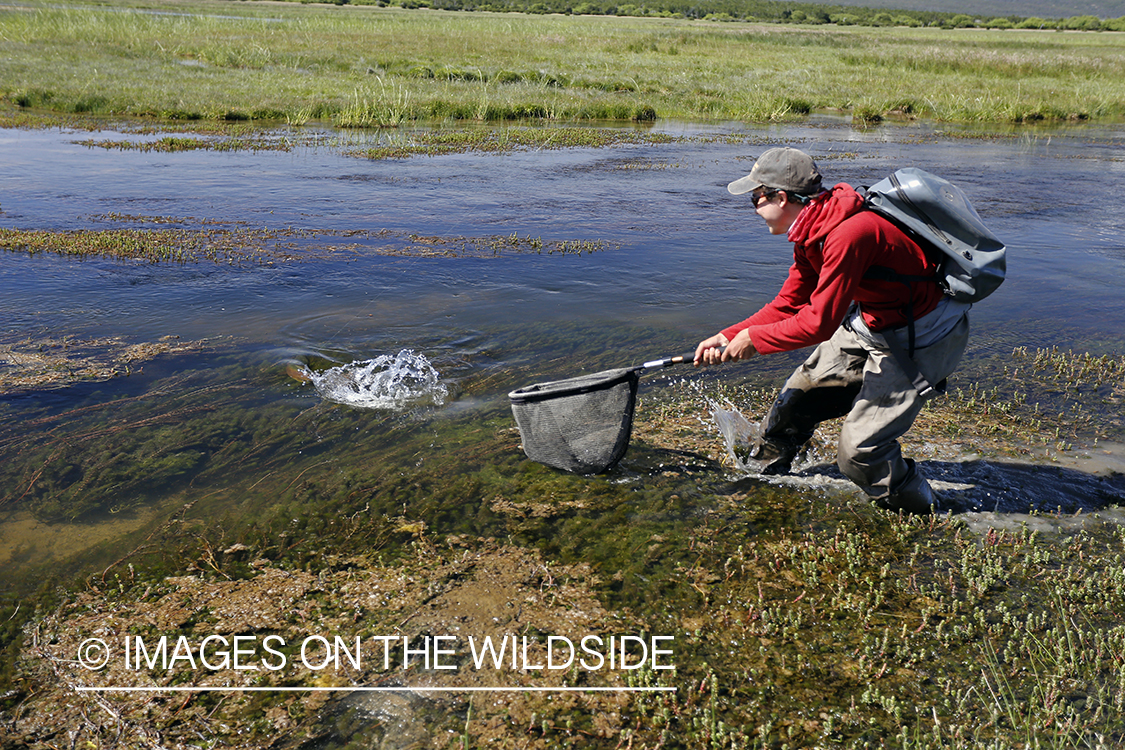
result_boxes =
[861,168,1007,397]
[863,167,1006,304]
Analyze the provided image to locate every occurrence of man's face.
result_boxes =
[753,188,803,235]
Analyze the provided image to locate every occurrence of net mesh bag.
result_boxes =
[509,367,640,474]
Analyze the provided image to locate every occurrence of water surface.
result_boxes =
[3,118,1125,578]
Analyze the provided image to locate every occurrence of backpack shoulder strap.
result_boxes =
[863,264,933,286]
[880,325,944,400]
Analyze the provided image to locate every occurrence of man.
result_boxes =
[694,147,969,514]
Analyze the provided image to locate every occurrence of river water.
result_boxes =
[3,118,1125,576]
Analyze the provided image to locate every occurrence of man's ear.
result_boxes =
[776,191,805,213]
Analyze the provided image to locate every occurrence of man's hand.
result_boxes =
[694,330,758,366]
[722,329,759,362]
[694,333,727,366]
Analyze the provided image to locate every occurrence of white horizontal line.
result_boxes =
[77,686,676,693]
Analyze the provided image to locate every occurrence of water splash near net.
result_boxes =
[305,349,449,410]
[710,400,763,473]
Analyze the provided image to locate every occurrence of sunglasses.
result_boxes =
[751,187,780,206]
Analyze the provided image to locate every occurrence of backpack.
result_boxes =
[862,167,1006,303]
[859,168,1006,398]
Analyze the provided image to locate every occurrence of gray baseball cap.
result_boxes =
[728,147,823,196]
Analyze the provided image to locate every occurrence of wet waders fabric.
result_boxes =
[755,315,969,511]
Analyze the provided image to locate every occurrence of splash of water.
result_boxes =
[710,400,765,473]
[710,400,1125,520]
[306,349,449,410]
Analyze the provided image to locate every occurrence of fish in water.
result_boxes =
[285,364,313,383]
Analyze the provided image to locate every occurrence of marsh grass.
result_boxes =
[911,346,1125,458]
[3,1,1125,127]
[0,225,302,264]
[51,107,674,155]
[352,125,673,158]
[618,349,1125,747]
[76,134,296,152]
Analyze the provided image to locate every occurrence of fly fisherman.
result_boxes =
[693,147,970,514]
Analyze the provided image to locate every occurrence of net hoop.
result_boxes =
[508,367,638,404]
[508,367,640,474]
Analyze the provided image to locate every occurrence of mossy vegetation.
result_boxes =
[3,341,1125,746]
[0,219,618,263]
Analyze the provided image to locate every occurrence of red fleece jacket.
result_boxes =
[722,183,943,355]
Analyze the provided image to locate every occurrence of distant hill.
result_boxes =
[795,0,1125,18]
[312,0,1125,23]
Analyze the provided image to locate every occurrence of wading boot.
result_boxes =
[876,464,941,515]
[754,382,860,477]
[748,439,800,476]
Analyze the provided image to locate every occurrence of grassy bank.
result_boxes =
[2,0,1125,127]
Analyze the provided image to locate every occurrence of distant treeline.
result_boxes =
[296,0,1125,30]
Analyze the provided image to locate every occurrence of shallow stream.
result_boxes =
[3,117,1125,744]
[4,118,1125,570]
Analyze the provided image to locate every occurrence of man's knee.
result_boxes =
[836,427,898,495]
[836,438,873,488]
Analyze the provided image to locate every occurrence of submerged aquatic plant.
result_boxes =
[4,334,1125,746]
[0,335,208,394]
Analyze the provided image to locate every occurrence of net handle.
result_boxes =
[640,347,724,370]
[641,353,693,369]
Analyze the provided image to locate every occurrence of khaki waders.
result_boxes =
[753,315,970,513]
